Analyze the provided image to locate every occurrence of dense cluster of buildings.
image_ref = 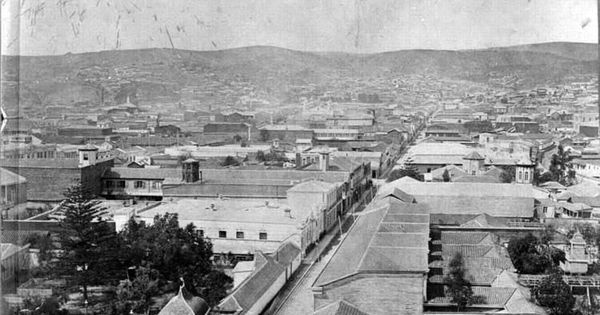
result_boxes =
[2,70,600,314]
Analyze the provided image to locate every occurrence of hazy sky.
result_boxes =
[1,0,597,55]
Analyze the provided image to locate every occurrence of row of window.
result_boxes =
[517,171,530,181]
[105,180,160,189]
[197,229,268,240]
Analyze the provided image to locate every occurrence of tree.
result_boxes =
[232,134,243,143]
[549,145,577,186]
[118,214,232,306]
[442,169,451,182]
[534,169,555,186]
[56,182,117,303]
[507,233,557,274]
[113,266,160,314]
[222,155,239,166]
[500,166,516,183]
[387,157,422,182]
[259,129,269,142]
[444,253,474,311]
[256,150,266,162]
[532,270,576,315]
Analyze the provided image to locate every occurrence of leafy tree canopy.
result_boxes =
[118,214,232,306]
[532,270,576,315]
[444,253,474,311]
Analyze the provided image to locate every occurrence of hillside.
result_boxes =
[1,42,597,113]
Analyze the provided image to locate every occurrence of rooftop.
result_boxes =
[0,167,27,186]
[137,198,298,225]
[313,196,430,287]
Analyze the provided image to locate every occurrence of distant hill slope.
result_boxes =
[488,42,598,61]
[1,42,597,112]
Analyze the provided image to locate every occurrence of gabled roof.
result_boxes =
[218,252,284,312]
[313,197,430,287]
[463,151,485,160]
[0,167,26,186]
[383,188,416,203]
[460,214,510,228]
[216,241,300,314]
[430,165,466,180]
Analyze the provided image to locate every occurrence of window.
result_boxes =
[105,181,114,188]
[151,181,159,189]
[524,172,529,181]
[219,231,227,238]
[259,232,268,240]
[236,231,245,239]
[134,181,146,189]
[83,153,89,161]
[518,171,522,180]
[117,181,126,188]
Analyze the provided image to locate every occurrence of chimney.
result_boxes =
[265,200,269,207]
[284,208,292,218]
[295,153,302,169]
[210,203,216,211]
[319,152,330,172]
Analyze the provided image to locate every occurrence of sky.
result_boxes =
[1,0,598,55]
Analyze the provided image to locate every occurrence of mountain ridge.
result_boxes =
[1,42,597,113]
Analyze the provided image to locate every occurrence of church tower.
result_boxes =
[462,151,485,176]
[515,157,535,184]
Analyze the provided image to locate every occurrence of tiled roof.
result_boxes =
[430,165,467,180]
[440,244,495,258]
[429,287,516,308]
[459,214,510,228]
[314,300,371,315]
[559,202,592,212]
[463,151,485,160]
[571,196,600,207]
[483,166,504,178]
[440,232,494,245]
[313,197,430,287]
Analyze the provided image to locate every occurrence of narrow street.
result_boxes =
[264,191,372,315]
[272,244,337,315]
